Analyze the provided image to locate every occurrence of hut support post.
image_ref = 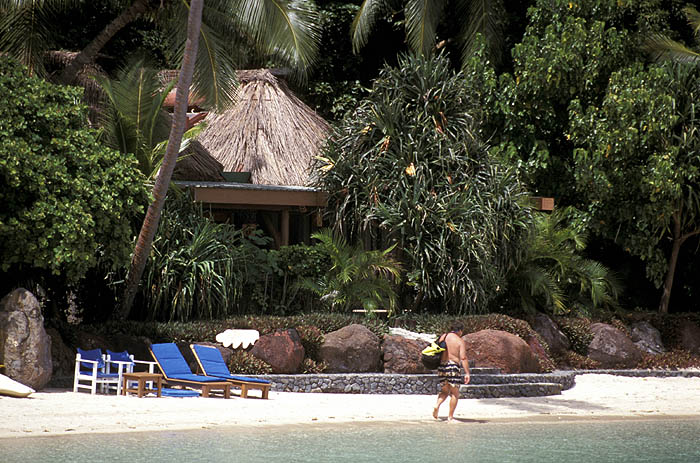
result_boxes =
[281,210,289,247]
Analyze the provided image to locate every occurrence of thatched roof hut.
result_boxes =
[195,69,330,187]
[172,140,225,182]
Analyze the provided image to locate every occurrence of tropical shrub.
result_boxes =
[637,350,700,370]
[495,208,621,316]
[556,317,594,356]
[138,195,267,321]
[319,53,532,314]
[301,358,327,374]
[227,350,273,375]
[243,242,331,315]
[0,57,148,285]
[295,325,325,362]
[296,229,401,315]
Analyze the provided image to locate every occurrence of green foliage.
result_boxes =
[296,229,401,314]
[351,0,506,67]
[295,325,325,362]
[227,350,273,375]
[555,317,593,356]
[244,242,331,315]
[139,196,267,321]
[0,57,148,282]
[569,62,700,310]
[94,59,175,179]
[491,1,633,200]
[319,53,532,314]
[305,2,369,122]
[497,208,621,316]
[300,358,327,374]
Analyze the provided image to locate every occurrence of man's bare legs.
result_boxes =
[446,384,460,422]
[433,382,449,419]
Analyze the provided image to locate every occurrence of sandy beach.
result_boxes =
[1,374,699,439]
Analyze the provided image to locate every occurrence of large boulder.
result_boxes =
[678,320,700,355]
[46,327,76,379]
[588,323,642,368]
[532,313,570,355]
[320,324,382,373]
[630,321,665,355]
[382,334,431,374]
[250,329,305,373]
[0,289,52,390]
[463,329,541,373]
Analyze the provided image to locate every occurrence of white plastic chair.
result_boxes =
[73,348,121,394]
[105,350,158,393]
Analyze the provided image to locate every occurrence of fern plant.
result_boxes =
[297,229,401,315]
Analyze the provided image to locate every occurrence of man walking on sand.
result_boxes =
[432,323,470,422]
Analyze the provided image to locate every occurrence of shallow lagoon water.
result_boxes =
[2,418,699,462]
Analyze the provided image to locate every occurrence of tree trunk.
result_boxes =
[658,212,683,314]
[117,0,204,320]
[58,0,150,85]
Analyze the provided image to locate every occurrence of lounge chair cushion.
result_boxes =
[192,344,270,384]
[161,388,200,397]
[150,343,225,382]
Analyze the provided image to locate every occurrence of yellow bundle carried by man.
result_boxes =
[420,339,446,370]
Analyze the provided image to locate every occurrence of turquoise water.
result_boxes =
[1,418,699,462]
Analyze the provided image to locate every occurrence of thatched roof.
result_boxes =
[195,69,330,187]
[172,140,225,182]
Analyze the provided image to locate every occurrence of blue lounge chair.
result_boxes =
[190,344,271,399]
[149,343,232,398]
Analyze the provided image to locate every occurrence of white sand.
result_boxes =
[1,374,699,438]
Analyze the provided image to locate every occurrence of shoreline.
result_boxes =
[2,373,700,439]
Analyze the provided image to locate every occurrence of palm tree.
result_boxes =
[118,0,206,319]
[351,0,504,67]
[0,0,321,110]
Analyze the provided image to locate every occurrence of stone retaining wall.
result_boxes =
[253,371,577,395]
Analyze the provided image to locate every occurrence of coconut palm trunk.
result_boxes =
[58,0,153,85]
[118,0,204,319]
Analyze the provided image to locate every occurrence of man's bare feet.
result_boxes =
[432,407,439,420]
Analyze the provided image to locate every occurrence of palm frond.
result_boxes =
[459,0,503,66]
[164,1,239,111]
[234,0,321,76]
[645,33,700,65]
[404,0,447,56]
[684,6,700,38]
[93,59,173,176]
[351,0,384,54]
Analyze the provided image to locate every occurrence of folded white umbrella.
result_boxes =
[215,329,260,349]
